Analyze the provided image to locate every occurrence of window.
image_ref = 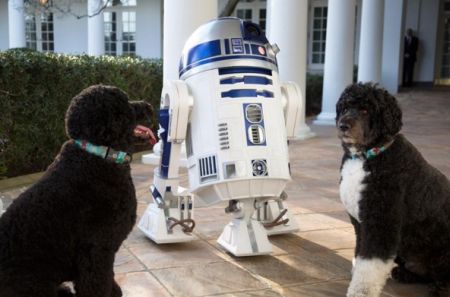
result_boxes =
[234,1,267,32]
[25,15,37,50]
[104,12,117,55]
[236,9,252,21]
[104,3,136,56]
[25,12,54,52]
[121,11,136,56]
[259,9,266,32]
[40,13,54,52]
[311,6,327,65]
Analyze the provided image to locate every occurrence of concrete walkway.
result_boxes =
[1,87,449,296]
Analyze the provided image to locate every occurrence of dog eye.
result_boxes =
[360,109,368,115]
[342,108,348,114]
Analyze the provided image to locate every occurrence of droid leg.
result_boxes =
[139,81,196,243]
[254,192,299,236]
[217,199,272,256]
[138,173,195,243]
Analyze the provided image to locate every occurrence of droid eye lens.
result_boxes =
[246,24,260,37]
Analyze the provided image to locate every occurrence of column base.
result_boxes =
[313,112,337,126]
[293,123,316,140]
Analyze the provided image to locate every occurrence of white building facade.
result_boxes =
[0,0,449,124]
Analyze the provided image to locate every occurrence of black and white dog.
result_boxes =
[336,83,450,297]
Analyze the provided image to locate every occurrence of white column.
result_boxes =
[267,0,315,140]
[314,0,356,126]
[358,0,385,83]
[8,0,26,48]
[163,0,218,81]
[87,0,104,56]
[381,0,406,94]
[142,0,217,165]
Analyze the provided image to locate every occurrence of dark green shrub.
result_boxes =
[305,73,323,116]
[0,48,162,178]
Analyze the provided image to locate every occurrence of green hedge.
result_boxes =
[0,49,162,178]
[0,48,327,179]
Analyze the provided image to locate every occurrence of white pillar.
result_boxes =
[358,0,385,83]
[267,0,315,140]
[381,0,406,94]
[87,0,104,56]
[8,0,26,48]
[314,0,356,126]
[163,0,218,81]
[142,0,217,165]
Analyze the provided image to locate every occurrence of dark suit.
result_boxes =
[403,35,419,87]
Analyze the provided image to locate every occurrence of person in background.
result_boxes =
[403,28,419,87]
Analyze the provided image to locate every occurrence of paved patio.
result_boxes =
[1,87,449,296]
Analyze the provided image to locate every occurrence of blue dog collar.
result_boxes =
[73,139,131,164]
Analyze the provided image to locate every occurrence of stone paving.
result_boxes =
[0,87,449,296]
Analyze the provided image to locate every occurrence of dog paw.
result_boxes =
[57,287,75,297]
[428,282,449,297]
[391,266,428,284]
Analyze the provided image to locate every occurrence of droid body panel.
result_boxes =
[139,18,302,256]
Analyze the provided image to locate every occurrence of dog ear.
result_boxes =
[378,90,402,137]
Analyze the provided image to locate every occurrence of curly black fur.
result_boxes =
[0,85,154,297]
[337,83,450,296]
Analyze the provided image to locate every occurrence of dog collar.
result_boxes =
[351,138,396,160]
[73,139,131,164]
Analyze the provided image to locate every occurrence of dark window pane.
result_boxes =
[259,9,266,19]
[237,10,243,19]
[322,42,326,51]
[314,7,321,17]
[323,7,328,17]
[313,42,321,52]
[49,43,54,51]
[312,53,320,63]
[48,23,53,31]
[322,31,327,40]
[245,10,252,19]
[314,19,321,29]
[322,19,327,28]
[130,42,135,52]
[49,33,54,41]
[41,23,47,31]
[111,43,116,51]
[320,54,325,63]
[313,31,321,40]
[42,43,47,50]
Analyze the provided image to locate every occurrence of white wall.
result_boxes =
[136,0,162,58]
[54,2,88,55]
[0,0,9,50]
[405,0,440,82]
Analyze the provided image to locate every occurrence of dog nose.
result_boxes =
[339,123,350,132]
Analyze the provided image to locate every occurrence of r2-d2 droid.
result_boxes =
[139,17,303,256]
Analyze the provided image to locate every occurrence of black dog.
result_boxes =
[336,83,450,297]
[0,85,156,297]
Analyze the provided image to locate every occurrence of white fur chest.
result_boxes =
[340,158,368,222]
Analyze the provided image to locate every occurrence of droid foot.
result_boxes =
[217,218,272,256]
[138,203,196,243]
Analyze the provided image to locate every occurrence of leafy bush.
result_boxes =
[0,49,162,178]
[305,73,323,116]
